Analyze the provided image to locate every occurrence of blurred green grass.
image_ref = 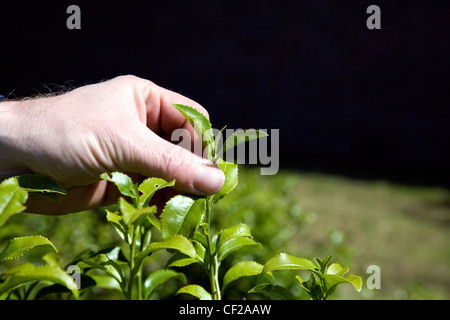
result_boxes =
[2,167,449,299]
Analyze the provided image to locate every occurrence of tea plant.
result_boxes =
[0,103,363,300]
[251,253,362,300]
[83,172,191,300]
[0,175,79,299]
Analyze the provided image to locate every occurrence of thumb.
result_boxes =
[121,127,225,196]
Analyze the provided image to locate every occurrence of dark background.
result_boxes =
[1,0,449,187]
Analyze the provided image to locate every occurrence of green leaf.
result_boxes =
[0,177,28,228]
[326,262,349,276]
[135,235,196,266]
[79,254,125,286]
[160,195,205,239]
[144,269,187,300]
[324,274,362,298]
[295,275,310,293]
[177,284,212,300]
[301,273,323,300]
[0,263,79,299]
[16,174,66,195]
[213,125,228,157]
[118,197,157,227]
[213,158,238,203]
[106,209,127,241]
[172,104,214,153]
[263,253,317,273]
[0,236,57,262]
[138,178,175,208]
[216,223,252,248]
[101,172,138,200]
[315,255,333,274]
[88,274,121,291]
[219,129,268,157]
[248,283,296,300]
[217,237,260,262]
[166,254,199,269]
[222,261,263,290]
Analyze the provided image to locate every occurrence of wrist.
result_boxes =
[0,100,31,180]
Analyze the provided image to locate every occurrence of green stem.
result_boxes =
[205,196,221,300]
[126,225,138,300]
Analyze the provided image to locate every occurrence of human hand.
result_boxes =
[0,75,225,214]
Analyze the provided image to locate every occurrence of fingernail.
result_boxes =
[194,164,225,194]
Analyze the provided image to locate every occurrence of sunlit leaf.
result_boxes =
[217,237,260,262]
[177,284,212,300]
[213,158,238,203]
[138,178,175,208]
[222,261,263,290]
[263,253,317,273]
[216,223,252,248]
[0,263,79,299]
[172,104,214,153]
[135,235,196,267]
[0,236,57,262]
[101,172,138,200]
[324,274,362,298]
[160,195,205,239]
[0,177,28,228]
[219,129,268,156]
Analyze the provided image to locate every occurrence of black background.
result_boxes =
[1,0,449,187]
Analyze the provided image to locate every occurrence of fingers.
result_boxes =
[142,79,209,138]
[121,76,223,195]
[118,125,224,196]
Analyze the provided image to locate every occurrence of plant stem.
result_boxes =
[126,226,137,300]
[205,196,221,300]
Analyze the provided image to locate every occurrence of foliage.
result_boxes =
[0,104,363,300]
[0,176,79,299]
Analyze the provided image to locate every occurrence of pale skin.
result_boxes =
[0,75,225,215]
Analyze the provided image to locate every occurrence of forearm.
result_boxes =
[0,100,31,180]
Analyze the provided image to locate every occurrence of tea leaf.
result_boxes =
[0,235,57,262]
[78,248,125,283]
[101,172,138,200]
[160,195,205,239]
[217,237,260,262]
[106,209,127,241]
[172,104,214,151]
[213,158,238,203]
[17,174,66,196]
[0,177,28,228]
[263,253,317,273]
[0,263,79,299]
[216,223,252,248]
[295,275,310,293]
[138,178,175,208]
[144,269,187,299]
[326,263,349,277]
[315,255,333,274]
[219,129,268,156]
[324,274,362,298]
[222,261,263,290]
[166,253,199,268]
[135,235,196,267]
[177,284,212,300]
